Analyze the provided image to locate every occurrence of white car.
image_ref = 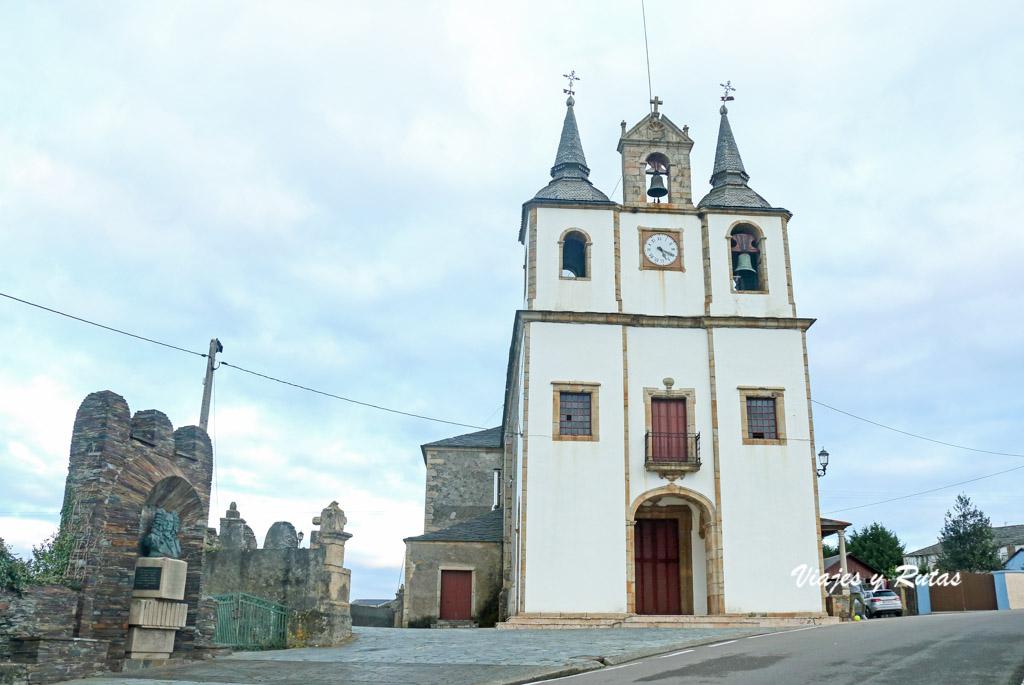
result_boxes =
[863,589,903,618]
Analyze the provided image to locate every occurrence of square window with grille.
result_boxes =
[559,392,592,436]
[745,397,777,440]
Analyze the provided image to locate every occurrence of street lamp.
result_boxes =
[817,447,829,478]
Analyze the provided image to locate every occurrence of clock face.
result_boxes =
[643,233,679,266]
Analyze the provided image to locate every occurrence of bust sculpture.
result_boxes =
[141,508,182,558]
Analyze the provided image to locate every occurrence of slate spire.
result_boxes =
[697,104,772,210]
[529,95,612,204]
[550,96,591,180]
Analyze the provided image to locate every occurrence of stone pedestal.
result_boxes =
[127,558,188,659]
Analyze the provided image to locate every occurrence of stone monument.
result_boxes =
[126,509,189,660]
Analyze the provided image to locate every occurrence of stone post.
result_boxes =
[295,502,353,646]
[837,529,850,596]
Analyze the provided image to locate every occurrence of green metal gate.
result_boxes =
[211,593,288,649]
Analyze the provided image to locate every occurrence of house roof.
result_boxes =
[420,426,502,464]
[905,523,1024,557]
[820,517,853,537]
[822,552,884,577]
[403,509,503,543]
[422,426,502,449]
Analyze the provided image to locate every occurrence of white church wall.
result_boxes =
[522,321,627,613]
[712,327,822,613]
[706,213,796,319]
[618,212,705,317]
[532,207,617,314]
[623,326,715,505]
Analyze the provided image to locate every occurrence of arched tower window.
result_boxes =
[560,230,589,279]
[729,224,765,292]
[645,153,670,204]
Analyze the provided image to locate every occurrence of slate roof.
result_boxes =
[697,105,776,211]
[422,426,502,449]
[905,523,1024,556]
[404,509,503,543]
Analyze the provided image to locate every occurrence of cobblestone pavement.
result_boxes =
[60,626,767,685]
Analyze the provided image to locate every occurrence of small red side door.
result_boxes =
[439,570,472,620]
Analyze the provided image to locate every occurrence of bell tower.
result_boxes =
[617,97,694,207]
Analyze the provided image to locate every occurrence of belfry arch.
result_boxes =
[627,486,723,615]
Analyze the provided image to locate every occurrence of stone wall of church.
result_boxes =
[423,447,502,533]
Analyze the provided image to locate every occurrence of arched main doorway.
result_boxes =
[628,486,722,615]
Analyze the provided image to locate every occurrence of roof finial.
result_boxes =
[563,70,579,105]
[719,80,735,114]
[650,95,663,117]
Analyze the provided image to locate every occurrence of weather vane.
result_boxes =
[720,81,736,102]
[563,70,580,97]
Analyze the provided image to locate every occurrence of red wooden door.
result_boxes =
[439,570,472,620]
[651,398,687,461]
[635,519,682,614]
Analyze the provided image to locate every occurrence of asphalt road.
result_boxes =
[540,612,1024,685]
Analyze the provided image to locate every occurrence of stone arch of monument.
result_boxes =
[63,391,213,660]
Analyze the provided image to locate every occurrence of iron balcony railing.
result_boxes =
[645,431,701,465]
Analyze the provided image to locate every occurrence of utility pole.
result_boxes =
[199,338,223,433]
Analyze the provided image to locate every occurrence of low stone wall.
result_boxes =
[0,586,111,684]
[204,549,323,612]
[0,587,78,660]
[10,637,109,684]
[351,603,397,628]
[202,502,353,647]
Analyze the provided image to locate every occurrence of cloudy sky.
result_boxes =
[1,1,1022,599]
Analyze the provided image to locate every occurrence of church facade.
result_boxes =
[403,92,827,626]
[497,94,825,618]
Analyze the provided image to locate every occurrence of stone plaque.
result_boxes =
[133,566,163,591]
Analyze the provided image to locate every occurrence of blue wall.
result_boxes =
[916,581,931,615]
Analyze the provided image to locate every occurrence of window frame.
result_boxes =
[737,386,787,445]
[726,222,769,294]
[558,228,592,281]
[552,381,600,441]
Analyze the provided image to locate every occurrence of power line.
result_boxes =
[813,399,1024,458]
[0,290,486,431]
[641,0,653,107]
[0,292,207,358]
[823,463,1024,515]
[218,361,487,430]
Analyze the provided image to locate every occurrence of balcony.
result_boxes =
[645,431,701,479]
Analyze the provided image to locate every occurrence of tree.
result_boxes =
[936,494,1002,572]
[0,537,32,592]
[822,542,839,558]
[846,522,906,578]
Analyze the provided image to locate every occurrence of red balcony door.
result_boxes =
[652,398,687,460]
[439,570,472,620]
[635,518,682,614]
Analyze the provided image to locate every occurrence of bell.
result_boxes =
[647,173,668,199]
[734,253,756,277]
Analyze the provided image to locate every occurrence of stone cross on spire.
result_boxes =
[650,96,663,115]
